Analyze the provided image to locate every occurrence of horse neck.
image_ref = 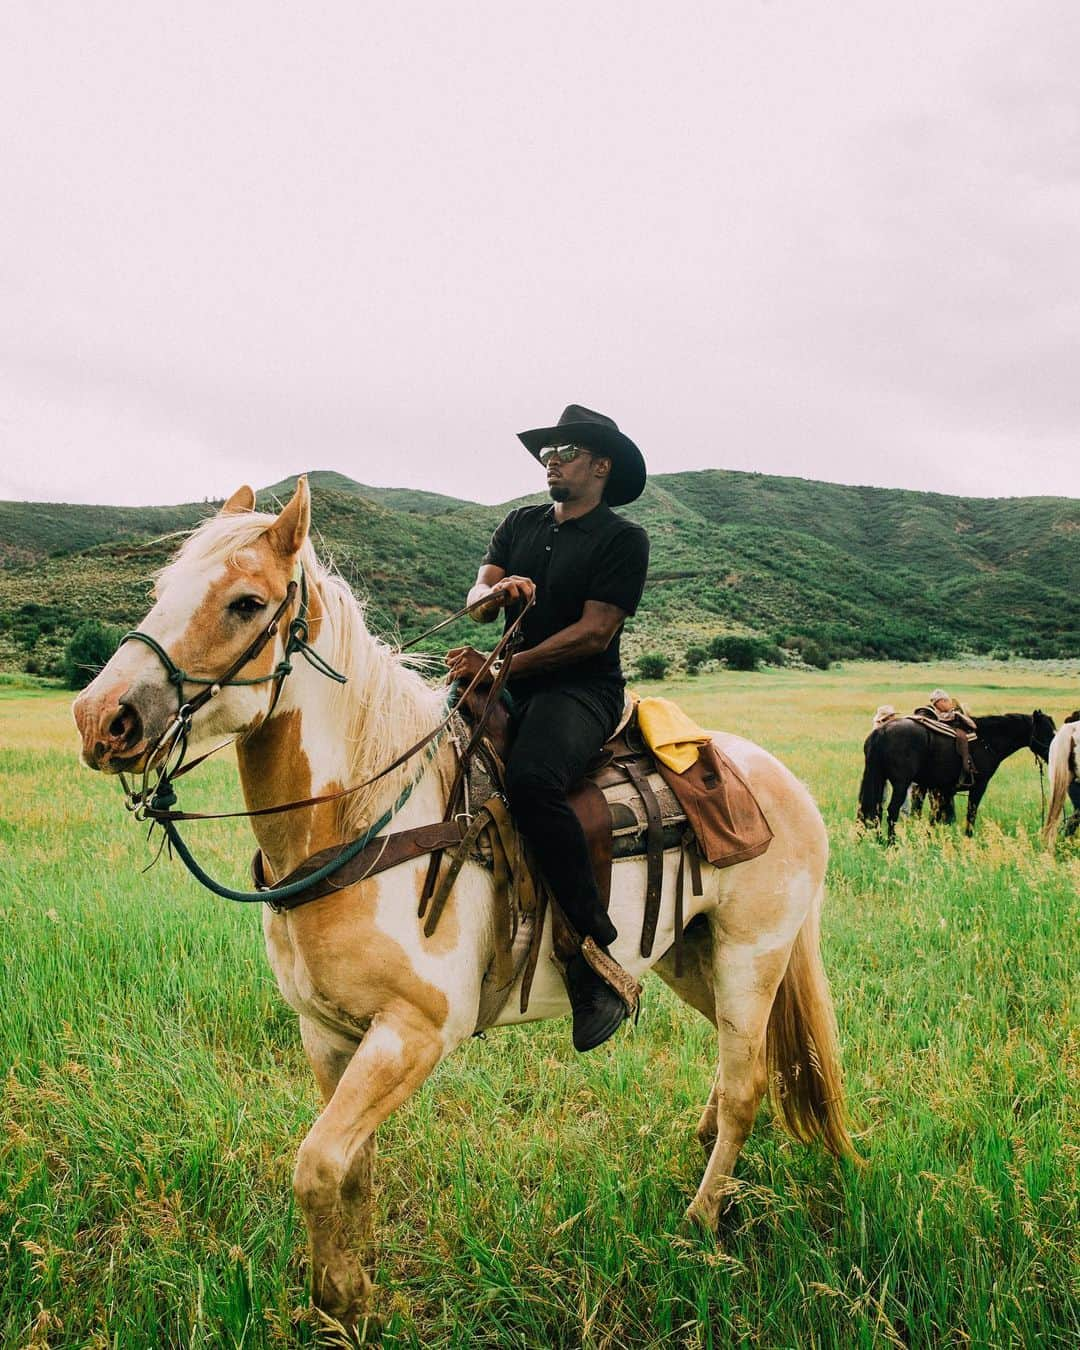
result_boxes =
[978,715,1032,760]
[234,572,451,880]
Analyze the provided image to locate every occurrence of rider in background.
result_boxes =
[928,688,977,785]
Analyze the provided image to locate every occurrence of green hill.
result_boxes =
[1,469,1076,678]
[261,470,473,516]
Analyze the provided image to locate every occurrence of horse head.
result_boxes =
[1030,708,1057,761]
[72,478,312,774]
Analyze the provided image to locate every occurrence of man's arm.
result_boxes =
[503,600,626,680]
[445,600,625,685]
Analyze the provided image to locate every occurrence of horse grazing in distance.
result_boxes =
[858,710,1056,843]
[72,477,855,1333]
[1043,712,1080,844]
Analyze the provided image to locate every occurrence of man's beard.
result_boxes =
[548,483,570,502]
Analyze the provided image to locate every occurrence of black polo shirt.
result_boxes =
[482,502,650,691]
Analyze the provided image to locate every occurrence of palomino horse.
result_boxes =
[1043,713,1080,844]
[73,478,853,1331]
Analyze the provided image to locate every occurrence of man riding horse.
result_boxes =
[446,405,650,1052]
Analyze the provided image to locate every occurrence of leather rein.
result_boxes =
[117,570,532,907]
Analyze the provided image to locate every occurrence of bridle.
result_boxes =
[117,564,348,815]
[114,563,532,908]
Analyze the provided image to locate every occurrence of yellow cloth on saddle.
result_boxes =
[636,696,711,773]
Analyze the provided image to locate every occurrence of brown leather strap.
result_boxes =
[673,829,703,977]
[422,807,493,937]
[485,795,538,922]
[549,889,581,964]
[624,760,664,957]
[674,849,685,977]
[486,811,513,990]
[418,638,523,915]
[250,819,467,910]
[519,882,548,1014]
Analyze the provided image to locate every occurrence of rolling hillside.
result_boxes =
[1,468,1077,677]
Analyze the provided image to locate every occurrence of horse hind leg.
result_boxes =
[649,916,720,1150]
[886,779,911,843]
[684,929,786,1232]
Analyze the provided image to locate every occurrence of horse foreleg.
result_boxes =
[685,937,789,1231]
[293,1008,444,1332]
[966,782,989,835]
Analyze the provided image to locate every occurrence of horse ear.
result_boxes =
[221,485,256,515]
[266,475,310,557]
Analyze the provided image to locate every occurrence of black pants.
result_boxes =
[504,680,624,947]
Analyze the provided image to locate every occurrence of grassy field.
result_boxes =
[1,663,1078,1348]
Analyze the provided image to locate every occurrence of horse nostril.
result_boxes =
[108,702,143,750]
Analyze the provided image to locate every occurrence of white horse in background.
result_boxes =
[72,477,854,1333]
[1043,714,1080,844]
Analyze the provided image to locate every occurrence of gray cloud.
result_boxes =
[1,1,1077,506]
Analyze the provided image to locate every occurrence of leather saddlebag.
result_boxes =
[656,740,772,868]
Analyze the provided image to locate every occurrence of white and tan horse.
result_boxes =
[1043,716,1080,844]
[73,477,854,1331]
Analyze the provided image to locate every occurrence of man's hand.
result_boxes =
[489,575,536,606]
[469,574,536,621]
[445,646,492,685]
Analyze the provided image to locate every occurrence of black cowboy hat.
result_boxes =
[517,404,646,506]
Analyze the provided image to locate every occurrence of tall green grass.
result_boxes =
[2,664,1077,1347]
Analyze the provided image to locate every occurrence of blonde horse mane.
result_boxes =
[159,510,447,835]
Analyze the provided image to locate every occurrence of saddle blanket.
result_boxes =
[909,710,978,744]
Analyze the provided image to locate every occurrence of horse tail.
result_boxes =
[766,887,858,1161]
[857,731,887,824]
[1042,727,1075,845]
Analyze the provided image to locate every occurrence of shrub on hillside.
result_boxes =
[636,652,670,680]
[63,621,123,689]
[781,635,831,669]
[684,645,709,675]
[708,635,784,671]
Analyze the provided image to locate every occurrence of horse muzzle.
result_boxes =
[72,677,175,773]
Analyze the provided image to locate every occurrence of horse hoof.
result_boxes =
[682,1200,721,1236]
[313,1303,379,1345]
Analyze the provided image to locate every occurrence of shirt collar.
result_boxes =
[545,503,609,533]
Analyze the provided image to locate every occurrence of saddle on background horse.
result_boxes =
[909,707,979,743]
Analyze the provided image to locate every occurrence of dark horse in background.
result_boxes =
[858,711,1056,842]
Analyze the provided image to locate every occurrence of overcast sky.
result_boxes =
[2,1,1078,507]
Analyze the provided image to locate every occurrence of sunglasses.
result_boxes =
[539,444,588,467]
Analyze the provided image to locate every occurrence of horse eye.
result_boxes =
[229,595,266,617]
